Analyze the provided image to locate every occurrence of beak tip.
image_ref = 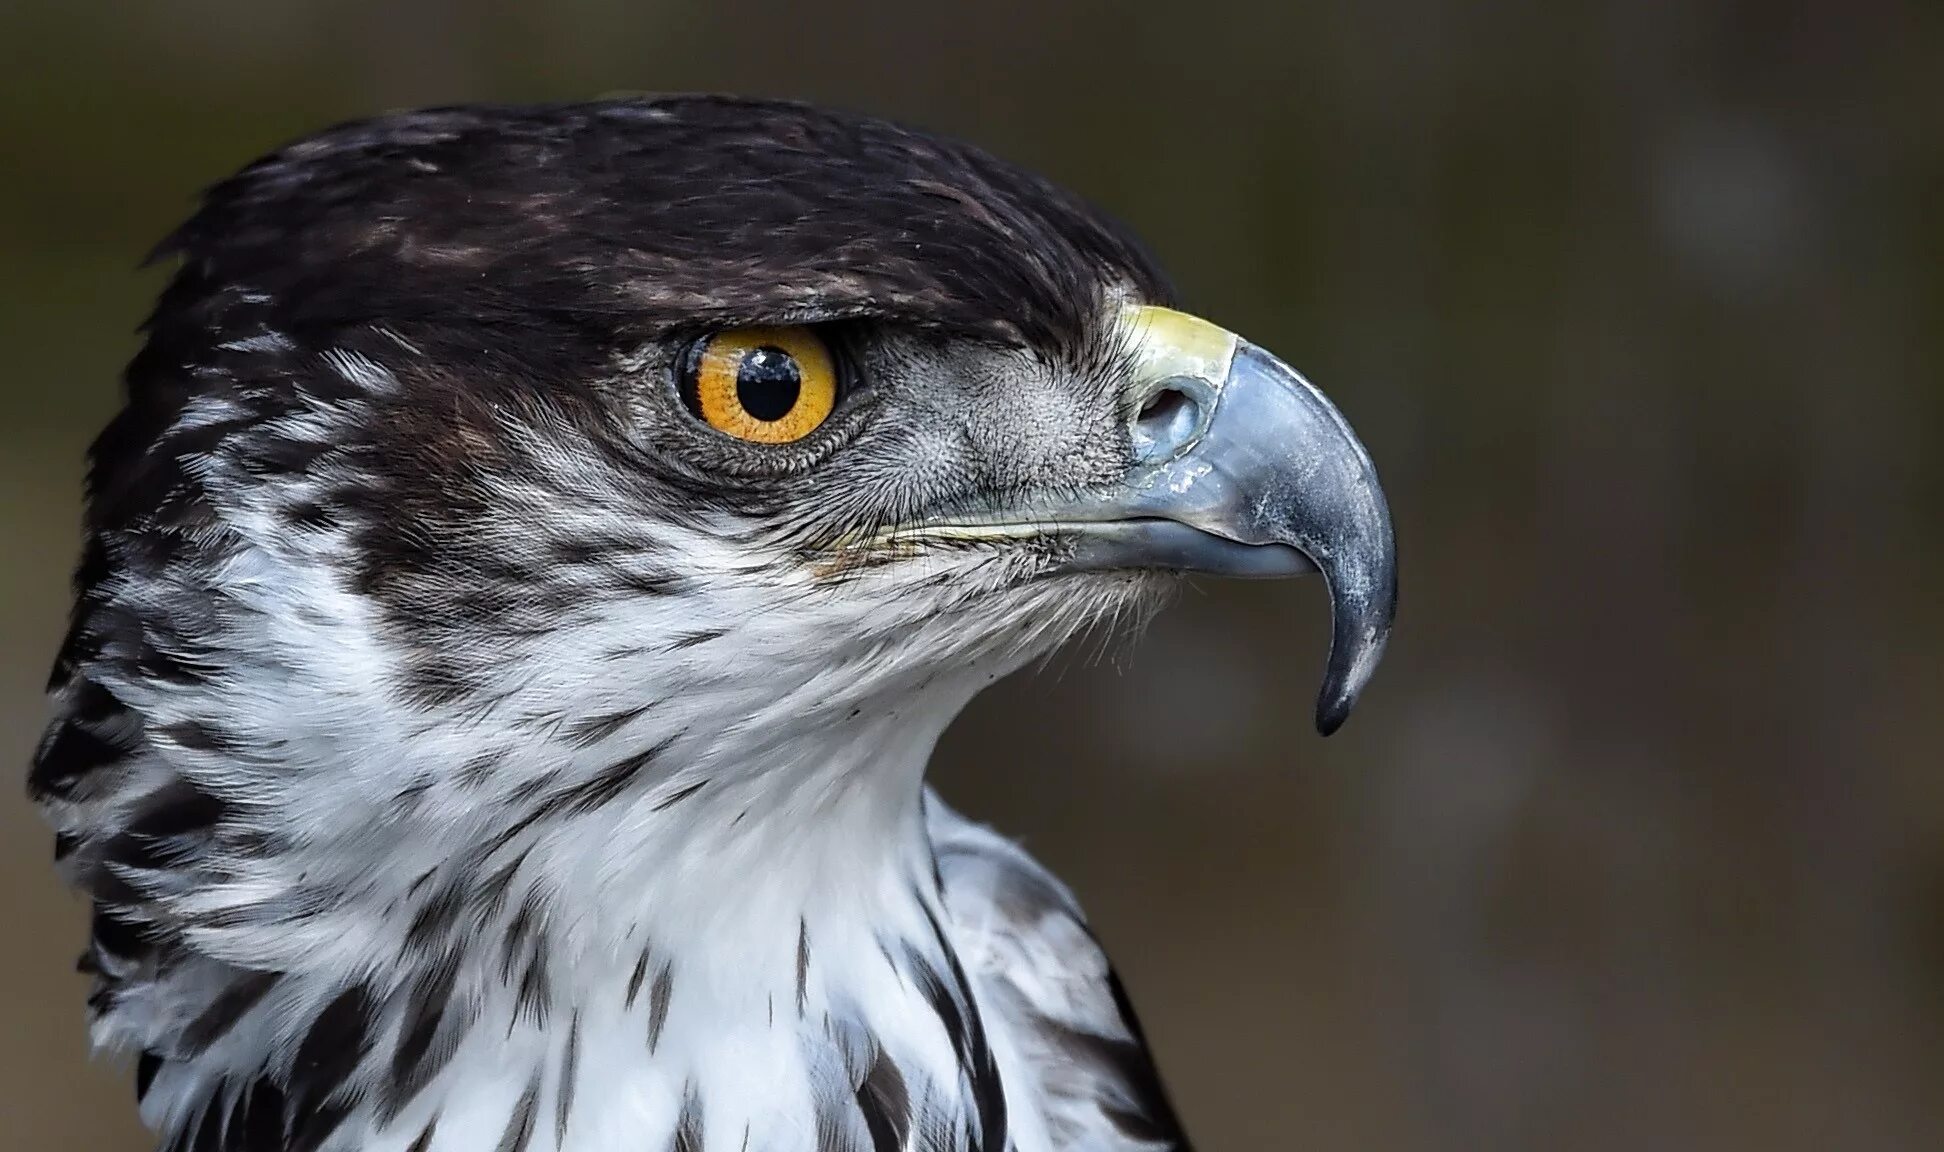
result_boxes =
[1313,693,1354,737]
[1311,614,1392,738]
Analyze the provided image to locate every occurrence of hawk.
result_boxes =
[29,97,1395,1152]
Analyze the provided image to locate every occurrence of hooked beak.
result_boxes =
[1050,306,1397,735]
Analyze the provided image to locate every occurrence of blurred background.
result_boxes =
[2,1,1939,1149]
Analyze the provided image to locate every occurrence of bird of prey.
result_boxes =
[28,97,1395,1152]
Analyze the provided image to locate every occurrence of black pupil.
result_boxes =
[736,346,802,422]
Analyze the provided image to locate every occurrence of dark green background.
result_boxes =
[4,2,1940,1149]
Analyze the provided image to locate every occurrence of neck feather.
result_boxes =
[139,671,1013,1152]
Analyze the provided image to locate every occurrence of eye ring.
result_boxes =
[677,326,839,444]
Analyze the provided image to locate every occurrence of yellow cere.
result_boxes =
[690,325,838,444]
[1120,304,1240,390]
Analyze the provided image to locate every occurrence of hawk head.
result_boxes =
[30,96,1394,1150]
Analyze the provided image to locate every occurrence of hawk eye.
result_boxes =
[678,326,838,444]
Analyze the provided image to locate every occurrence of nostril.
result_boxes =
[1130,382,1207,464]
[1138,386,1193,426]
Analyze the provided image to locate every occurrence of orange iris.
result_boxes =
[683,326,838,444]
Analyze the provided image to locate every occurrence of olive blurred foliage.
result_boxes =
[2,2,1940,1150]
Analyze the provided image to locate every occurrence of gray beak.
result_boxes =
[1052,308,1398,735]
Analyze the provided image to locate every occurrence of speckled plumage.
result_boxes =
[31,96,1197,1152]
